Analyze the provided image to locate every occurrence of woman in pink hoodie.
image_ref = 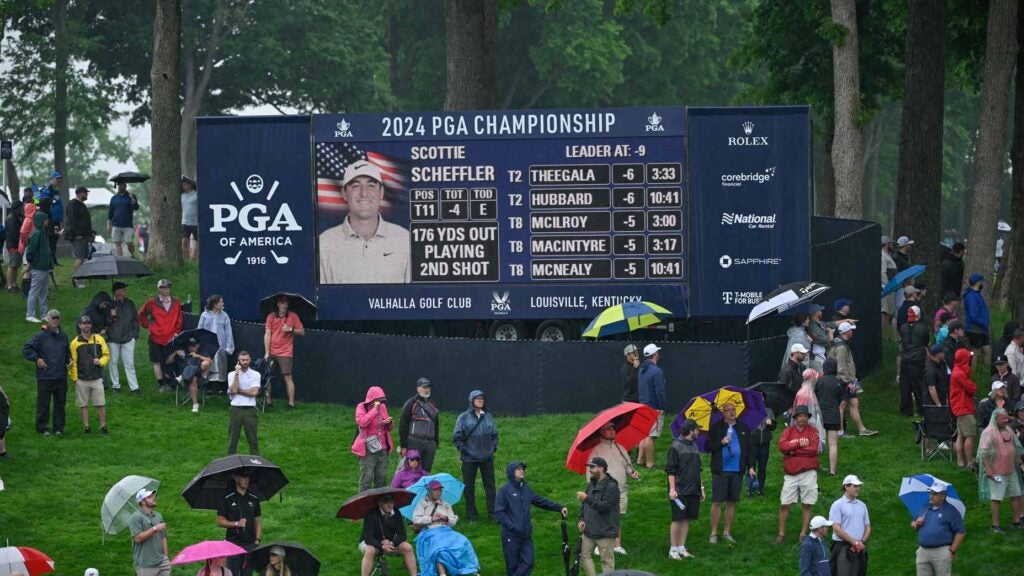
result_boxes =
[352,386,394,491]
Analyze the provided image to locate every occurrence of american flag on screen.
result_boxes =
[315,142,410,209]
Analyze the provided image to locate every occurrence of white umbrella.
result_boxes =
[898,474,965,519]
[746,281,831,324]
[101,475,161,535]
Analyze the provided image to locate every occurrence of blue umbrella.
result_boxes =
[882,264,927,297]
[399,473,464,521]
[898,474,965,519]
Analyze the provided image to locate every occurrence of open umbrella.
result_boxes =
[565,402,660,474]
[881,264,927,297]
[71,254,153,279]
[171,540,246,565]
[670,386,767,451]
[899,474,965,519]
[259,292,317,325]
[746,281,830,324]
[581,301,673,339]
[109,171,151,183]
[399,472,464,521]
[166,328,221,359]
[247,542,320,576]
[0,546,55,576]
[337,487,415,520]
[181,454,288,510]
[101,475,161,535]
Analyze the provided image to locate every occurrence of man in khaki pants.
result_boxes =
[576,457,620,576]
[910,481,964,576]
[69,315,110,433]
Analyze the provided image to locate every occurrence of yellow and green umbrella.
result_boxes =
[581,301,673,339]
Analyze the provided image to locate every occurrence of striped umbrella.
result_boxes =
[0,546,55,576]
[581,301,673,339]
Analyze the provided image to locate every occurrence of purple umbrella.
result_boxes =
[670,386,767,451]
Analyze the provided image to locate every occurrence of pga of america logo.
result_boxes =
[208,174,303,266]
[728,121,769,146]
[490,291,511,315]
[334,119,353,138]
[645,112,665,132]
[722,291,763,305]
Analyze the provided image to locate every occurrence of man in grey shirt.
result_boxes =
[319,160,410,284]
[129,488,170,576]
[180,176,199,262]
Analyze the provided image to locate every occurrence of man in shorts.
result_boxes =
[138,279,183,392]
[64,186,94,288]
[775,405,820,544]
[180,176,199,261]
[667,418,704,559]
[107,179,139,256]
[263,296,304,408]
[707,401,754,544]
[637,343,666,468]
[69,315,110,434]
[949,348,978,469]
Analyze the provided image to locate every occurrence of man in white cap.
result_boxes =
[128,488,170,575]
[620,344,640,403]
[828,474,871,576]
[880,235,897,339]
[637,343,666,468]
[780,343,809,396]
[828,322,877,437]
[799,516,833,576]
[911,480,965,576]
[84,569,100,576]
[894,235,914,272]
[319,159,410,284]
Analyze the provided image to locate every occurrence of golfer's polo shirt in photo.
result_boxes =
[319,216,410,284]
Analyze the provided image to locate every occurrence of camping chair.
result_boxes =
[358,541,391,576]
[250,357,276,414]
[168,354,208,408]
[913,404,957,461]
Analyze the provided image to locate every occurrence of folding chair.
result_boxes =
[250,357,276,414]
[358,541,390,576]
[913,404,957,461]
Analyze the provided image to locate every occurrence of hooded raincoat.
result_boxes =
[352,386,394,457]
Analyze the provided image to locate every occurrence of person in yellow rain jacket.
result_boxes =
[69,314,110,434]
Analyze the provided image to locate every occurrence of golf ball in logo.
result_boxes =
[245,174,264,194]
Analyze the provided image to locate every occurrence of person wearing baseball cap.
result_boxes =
[128,488,171,574]
[832,298,856,324]
[828,475,871,574]
[138,279,183,393]
[319,159,410,284]
[925,343,950,406]
[899,305,929,417]
[621,344,640,403]
[107,281,141,394]
[774,405,820,545]
[911,479,965,573]
[637,343,666,469]
[70,314,110,434]
[978,379,1010,430]
[992,354,1021,408]
[799,516,833,576]
[667,418,704,559]
[963,273,991,366]
[780,341,809,396]
[894,235,914,270]
[398,376,440,472]
[588,419,641,554]
[577,456,621,574]
[828,320,878,437]
[23,308,71,436]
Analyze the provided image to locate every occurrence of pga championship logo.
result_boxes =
[334,119,353,138]
[208,174,303,266]
[490,291,511,315]
[645,112,665,132]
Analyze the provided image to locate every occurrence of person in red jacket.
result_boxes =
[138,278,183,391]
[949,348,978,470]
[775,405,821,545]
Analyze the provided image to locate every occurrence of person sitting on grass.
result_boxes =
[412,480,481,576]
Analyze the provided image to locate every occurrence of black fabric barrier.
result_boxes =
[187,217,882,416]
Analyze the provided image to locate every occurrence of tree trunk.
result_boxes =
[149,0,183,265]
[5,159,20,197]
[830,0,863,219]
[443,0,497,109]
[893,0,946,308]
[52,0,68,194]
[1008,4,1024,321]
[964,0,1019,299]
[818,123,836,217]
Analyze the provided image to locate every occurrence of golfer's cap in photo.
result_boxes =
[992,380,1007,392]
[49,170,62,179]
[681,418,700,433]
[790,343,809,354]
[587,456,609,470]
[880,235,892,245]
[428,480,443,490]
[623,343,639,356]
[269,545,287,557]
[969,273,985,284]
[896,236,913,247]
[341,160,383,186]
[135,488,154,503]
[842,474,864,486]
[78,315,92,324]
[928,481,948,493]
[157,278,172,288]
[84,568,100,576]
[903,286,920,296]
[995,355,1009,365]
[112,281,128,291]
[643,343,661,357]
[929,343,945,355]
[838,321,856,334]
[833,298,852,311]
[416,377,432,388]
[809,515,834,530]
[792,405,811,417]
[46,309,60,319]
[807,303,825,313]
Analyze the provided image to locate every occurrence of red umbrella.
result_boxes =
[0,546,55,576]
[565,402,659,474]
[336,487,415,520]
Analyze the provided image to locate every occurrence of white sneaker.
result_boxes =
[669,549,682,560]
[613,546,627,555]
[25,316,40,323]
[680,547,695,558]
[191,404,200,413]
[593,549,600,556]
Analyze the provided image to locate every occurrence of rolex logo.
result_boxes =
[742,121,754,135]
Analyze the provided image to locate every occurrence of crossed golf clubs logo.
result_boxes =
[222,174,289,266]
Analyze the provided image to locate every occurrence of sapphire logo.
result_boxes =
[334,119,353,138]
[209,173,303,266]
[646,112,665,132]
[719,255,733,269]
[719,254,782,269]
[721,167,776,187]
[721,212,777,229]
[491,291,511,315]
[728,121,769,146]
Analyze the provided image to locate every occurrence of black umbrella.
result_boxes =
[166,328,220,359]
[181,454,289,510]
[259,292,316,324]
[336,487,415,520]
[247,541,320,576]
[71,254,153,279]
[109,171,151,183]
[561,519,571,576]
[745,281,831,324]
[750,381,796,417]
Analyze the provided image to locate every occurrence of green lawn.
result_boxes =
[0,262,1019,576]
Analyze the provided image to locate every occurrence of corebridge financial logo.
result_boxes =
[208,174,303,267]
[718,254,783,269]
[721,166,775,187]
[721,212,777,229]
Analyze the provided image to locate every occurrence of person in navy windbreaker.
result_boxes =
[963,273,991,364]
[494,460,567,576]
